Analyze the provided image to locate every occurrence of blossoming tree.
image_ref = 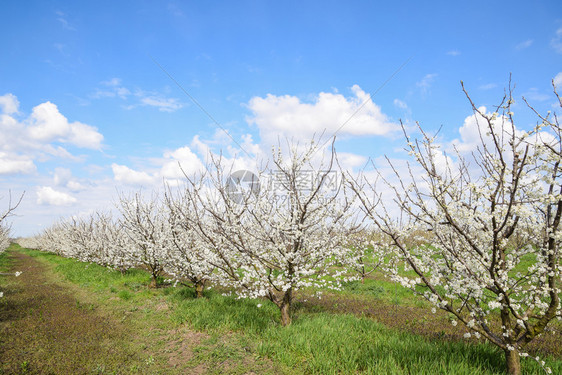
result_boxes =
[117,192,172,287]
[181,141,360,325]
[164,189,215,297]
[0,191,24,296]
[351,81,562,375]
[0,191,24,253]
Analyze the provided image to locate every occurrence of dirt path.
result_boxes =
[0,251,140,374]
[0,250,281,375]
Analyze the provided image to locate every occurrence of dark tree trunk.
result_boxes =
[279,288,293,326]
[504,348,521,375]
[195,281,204,298]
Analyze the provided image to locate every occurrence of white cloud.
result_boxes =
[191,135,212,157]
[338,152,368,170]
[246,85,397,146]
[66,180,86,191]
[36,186,77,206]
[140,96,184,112]
[446,50,460,56]
[393,99,408,110]
[102,78,122,86]
[451,106,527,154]
[91,79,184,112]
[53,167,86,191]
[27,101,103,149]
[92,78,131,99]
[515,39,533,50]
[523,88,550,102]
[161,146,205,179]
[0,93,105,177]
[53,167,72,186]
[68,121,104,148]
[0,94,19,114]
[0,152,36,175]
[55,11,76,31]
[108,144,208,188]
[112,164,156,186]
[479,83,497,90]
[416,74,438,95]
[551,27,562,53]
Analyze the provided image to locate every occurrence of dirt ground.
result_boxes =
[0,250,279,375]
[0,251,144,374]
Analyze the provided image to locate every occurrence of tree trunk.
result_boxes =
[195,281,204,298]
[280,302,291,326]
[504,348,521,375]
[279,288,293,326]
[149,276,157,288]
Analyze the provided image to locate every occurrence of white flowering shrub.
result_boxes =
[0,192,24,297]
[352,81,562,375]
[0,192,24,253]
[164,190,215,297]
[117,193,172,287]
[0,224,10,254]
[15,236,41,249]
[38,213,134,273]
[341,230,388,284]
[38,220,69,255]
[182,142,361,325]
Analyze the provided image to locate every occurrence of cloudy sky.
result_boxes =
[1,0,562,236]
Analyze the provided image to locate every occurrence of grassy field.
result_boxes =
[1,243,561,374]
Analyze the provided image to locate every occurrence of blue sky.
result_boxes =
[1,0,561,236]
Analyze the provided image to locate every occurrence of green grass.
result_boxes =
[15,246,562,374]
[0,246,15,273]
[339,277,428,307]
[169,288,562,374]
[259,314,505,375]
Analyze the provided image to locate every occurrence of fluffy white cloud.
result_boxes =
[53,167,72,186]
[107,144,209,189]
[53,167,86,191]
[27,102,103,149]
[0,152,36,175]
[0,93,105,177]
[338,152,368,170]
[67,121,104,148]
[247,85,397,145]
[453,107,498,153]
[161,146,205,179]
[451,106,529,156]
[36,186,77,206]
[112,164,155,186]
[0,93,19,114]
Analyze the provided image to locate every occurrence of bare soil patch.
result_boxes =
[0,251,140,374]
[0,250,281,374]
